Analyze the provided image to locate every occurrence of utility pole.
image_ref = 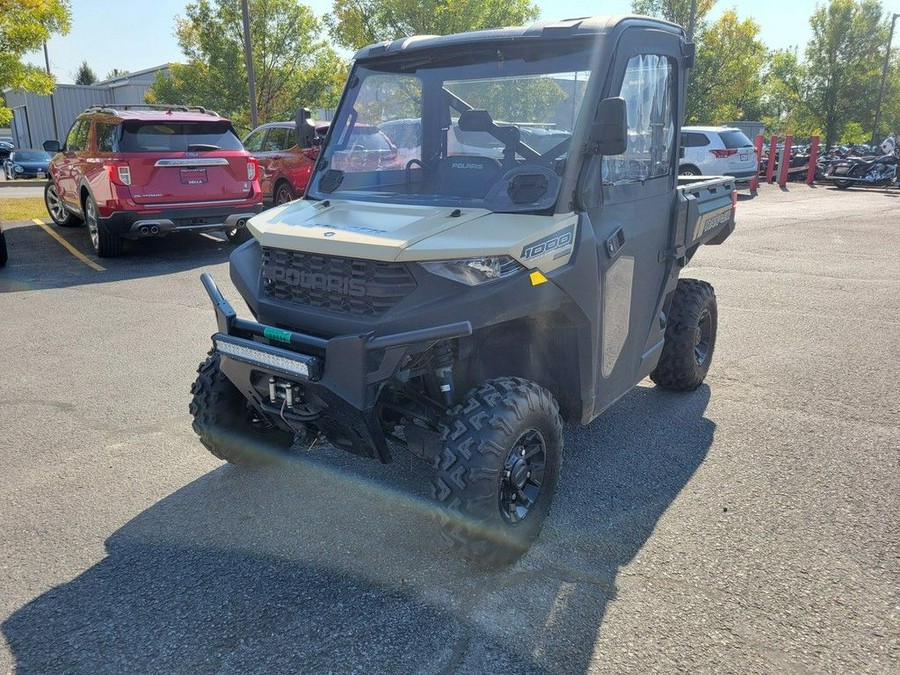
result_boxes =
[43,41,60,140]
[687,0,698,41]
[873,12,900,146]
[241,0,258,128]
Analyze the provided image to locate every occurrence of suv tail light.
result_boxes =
[710,149,738,158]
[247,157,259,181]
[105,162,132,186]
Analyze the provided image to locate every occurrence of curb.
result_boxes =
[0,180,46,188]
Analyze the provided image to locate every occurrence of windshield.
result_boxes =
[12,151,50,161]
[308,44,594,212]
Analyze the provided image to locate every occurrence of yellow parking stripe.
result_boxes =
[32,219,106,272]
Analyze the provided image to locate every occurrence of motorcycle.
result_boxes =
[823,150,898,189]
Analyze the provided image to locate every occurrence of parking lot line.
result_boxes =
[32,219,106,272]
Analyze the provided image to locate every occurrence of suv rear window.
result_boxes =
[119,121,243,152]
[718,130,753,148]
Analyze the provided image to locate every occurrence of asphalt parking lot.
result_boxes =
[0,183,897,673]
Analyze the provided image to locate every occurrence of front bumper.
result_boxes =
[201,273,471,462]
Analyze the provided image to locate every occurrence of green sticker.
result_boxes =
[264,327,293,343]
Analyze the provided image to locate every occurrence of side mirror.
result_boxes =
[294,107,316,149]
[43,140,61,153]
[590,97,627,156]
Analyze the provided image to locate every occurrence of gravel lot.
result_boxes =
[0,183,897,673]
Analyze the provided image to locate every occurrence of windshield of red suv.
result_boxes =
[119,121,243,152]
[307,42,594,213]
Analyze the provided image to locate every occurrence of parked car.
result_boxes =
[0,137,14,161]
[328,123,401,172]
[4,149,51,179]
[42,104,263,257]
[680,126,757,186]
[243,120,326,205]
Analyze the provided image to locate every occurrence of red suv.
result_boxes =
[242,120,325,205]
[43,104,263,257]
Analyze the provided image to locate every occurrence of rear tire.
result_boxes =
[651,279,717,391]
[44,182,82,227]
[834,179,851,189]
[84,193,123,257]
[433,377,563,567]
[679,165,701,176]
[189,353,289,466]
[0,229,8,267]
[225,223,252,244]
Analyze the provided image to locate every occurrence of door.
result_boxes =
[582,41,682,412]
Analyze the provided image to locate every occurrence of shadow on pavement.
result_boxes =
[0,220,235,293]
[3,384,714,674]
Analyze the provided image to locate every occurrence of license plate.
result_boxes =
[37,171,45,179]
[180,168,207,185]
[739,153,749,161]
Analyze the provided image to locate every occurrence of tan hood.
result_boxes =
[248,198,578,273]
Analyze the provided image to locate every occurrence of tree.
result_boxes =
[0,0,71,125]
[105,68,129,80]
[804,0,887,149]
[631,0,717,34]
[73,60,97,85]
[326,0,540,52]
[686,10,766,123]
[148,0,346,133]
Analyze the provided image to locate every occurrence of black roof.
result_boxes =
[354,15,683,61]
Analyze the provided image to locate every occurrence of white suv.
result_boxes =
[680,126,757,186]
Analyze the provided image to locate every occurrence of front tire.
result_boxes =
[433,377,563,567]
[274,181,295,205]
[651,278,718,391]
[834,179,852,190]
[0,229,7,267]
[44,182,82,227]
[189,353,290,466]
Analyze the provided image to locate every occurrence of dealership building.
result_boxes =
[3,65,169,149]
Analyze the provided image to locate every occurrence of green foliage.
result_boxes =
[147,0,347,134]
[631,0,717,34]
[804,0,887,148]
[73,60,97,85]
[685,10,767,123]
[326,0,540,52]
[0,0,71,125]
[105,68,129,80]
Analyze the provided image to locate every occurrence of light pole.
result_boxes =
[872,12,900,146]
[241,0,258,128]
[687,0,698,41]
[43,41,59,140]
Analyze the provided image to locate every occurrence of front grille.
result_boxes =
[262,247,417,317]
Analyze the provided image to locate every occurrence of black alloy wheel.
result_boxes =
[499,429,547,524]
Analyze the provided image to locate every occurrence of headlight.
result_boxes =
[420,255,524,286]
[13,165,23,173]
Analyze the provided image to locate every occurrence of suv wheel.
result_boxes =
[0,228,7,267]
[189,352,290,465]
[650,278,717,391]
[274,181,295,205]
[44,183,82,227]
[679,165,701,176]
[433,377,563,567]
[84,193,123,257]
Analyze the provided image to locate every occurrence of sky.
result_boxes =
[24,0,900,84]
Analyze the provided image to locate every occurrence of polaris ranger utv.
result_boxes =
[189,15,736,566]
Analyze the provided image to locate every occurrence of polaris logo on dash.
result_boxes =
[451,162,484,170]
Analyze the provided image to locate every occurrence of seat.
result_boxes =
[433,155,502,198]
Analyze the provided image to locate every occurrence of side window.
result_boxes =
[243,129,265,152]
[683,132,709,147]
[263,126,290,151]
[603,54,675,183]
[66,120,89,152]
[95,123,120,152]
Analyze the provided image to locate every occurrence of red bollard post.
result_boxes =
[778,135,793,187]
[750,134,764,192]
[806,136,820,185]
[766,136,778,183]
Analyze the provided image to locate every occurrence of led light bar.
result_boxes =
[214,336,315,379]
